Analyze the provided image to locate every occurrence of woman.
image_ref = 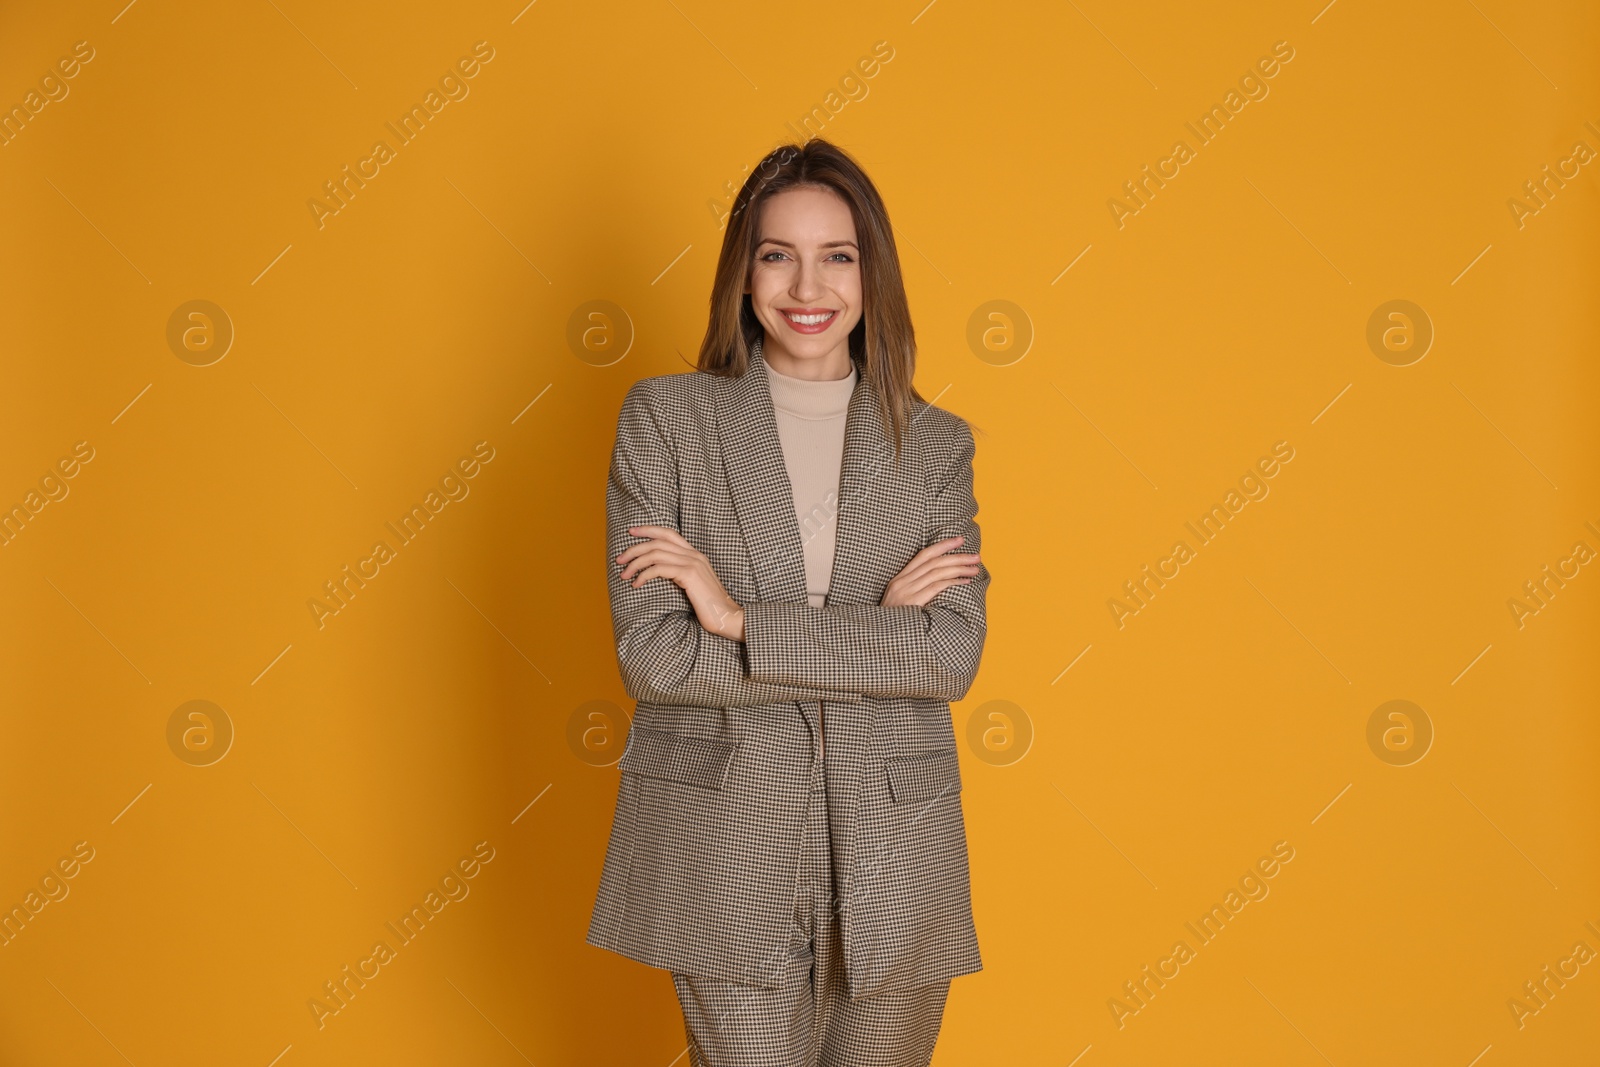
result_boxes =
[586,138,990,1066]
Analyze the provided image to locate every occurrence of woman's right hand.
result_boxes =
[880,535,981,608]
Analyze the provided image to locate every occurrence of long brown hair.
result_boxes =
[697,138,925,462]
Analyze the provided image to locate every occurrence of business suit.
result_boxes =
[586,342,989,1028]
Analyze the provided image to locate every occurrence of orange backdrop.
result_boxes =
[2,1,1597,1064]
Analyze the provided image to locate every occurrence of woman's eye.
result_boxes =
[757,250,854,263]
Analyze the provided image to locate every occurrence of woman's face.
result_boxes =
[745,185,863,378]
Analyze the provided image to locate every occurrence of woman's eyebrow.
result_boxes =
[756,237,861,250]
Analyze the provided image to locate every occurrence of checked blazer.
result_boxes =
[585,341,990,1000]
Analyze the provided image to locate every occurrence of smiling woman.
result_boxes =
[589,139,990,1067]
[745,186,865,361]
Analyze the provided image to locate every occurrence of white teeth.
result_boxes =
[785,311,835,325]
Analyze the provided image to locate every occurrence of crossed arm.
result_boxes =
[606,379,989,707]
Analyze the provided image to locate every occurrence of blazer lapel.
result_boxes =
[716,343,810,605]
[715,340,924,610]
[825,355,922,607]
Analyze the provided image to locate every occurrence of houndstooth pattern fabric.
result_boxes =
[671,716,950,1066]
[586,341,988,1000]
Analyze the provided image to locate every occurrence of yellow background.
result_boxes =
[2,1,1597,1064]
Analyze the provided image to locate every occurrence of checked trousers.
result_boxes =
[670,705,952,1067]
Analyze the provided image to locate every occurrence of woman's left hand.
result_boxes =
[617,525,746,641]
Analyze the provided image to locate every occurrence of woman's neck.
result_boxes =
[756,334,853,381]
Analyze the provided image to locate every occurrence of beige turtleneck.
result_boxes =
[761,352,857,610]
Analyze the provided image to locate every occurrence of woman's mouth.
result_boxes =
[780,308,838,334]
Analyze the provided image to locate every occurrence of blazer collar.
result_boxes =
[714,338,915,607]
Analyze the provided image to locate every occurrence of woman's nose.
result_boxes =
[791,263,825,300]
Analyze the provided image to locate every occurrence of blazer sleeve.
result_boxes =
[607,380,864,708]
[741,412,990,702]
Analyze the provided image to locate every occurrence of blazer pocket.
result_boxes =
[884,746,963,804]
[618,723,739,791]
